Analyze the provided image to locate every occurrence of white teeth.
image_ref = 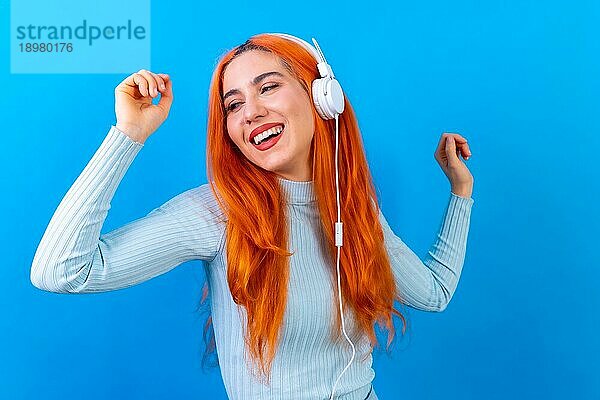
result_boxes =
[253,125,283,145]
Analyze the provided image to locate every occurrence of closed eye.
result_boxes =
[226,83,280,113]
[226,102,241,112]
[261,83,279,93]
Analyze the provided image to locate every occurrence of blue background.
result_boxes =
[1,0,598,399]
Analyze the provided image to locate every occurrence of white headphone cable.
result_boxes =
[329,113,356,400]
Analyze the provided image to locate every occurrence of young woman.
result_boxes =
[31,33,475,400]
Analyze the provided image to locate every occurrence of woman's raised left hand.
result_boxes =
[433,132,474,198]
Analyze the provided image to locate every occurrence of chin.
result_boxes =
[255,154,290,173]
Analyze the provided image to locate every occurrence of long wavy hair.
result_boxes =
[197,33,408,383]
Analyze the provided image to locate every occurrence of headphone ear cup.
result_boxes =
[312,78,345,120]
[325,79,345,115]
[312,78,330,120]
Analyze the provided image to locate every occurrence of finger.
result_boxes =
[137,69,160,98]
[119,72,148,97]
[132,73,149,97]
[445,132,472,160]
[157,75,173,111]
[445,135,458,163]
[455,140,472,159]
[157,73,170,90]
[148,71,167,93]
[157,74,170,95]
[138,69,160,98]
[462,143,472,159]
[435,132,471,161]
[434,133,449,158]
[451,133,468,143]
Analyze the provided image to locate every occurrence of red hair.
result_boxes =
[199,33,408,383]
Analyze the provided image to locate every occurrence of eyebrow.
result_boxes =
[222,71,285,103]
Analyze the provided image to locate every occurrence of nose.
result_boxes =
[244,96,267,124]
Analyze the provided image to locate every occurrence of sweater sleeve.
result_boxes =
[30,125,225,294]
[379,192,474,312]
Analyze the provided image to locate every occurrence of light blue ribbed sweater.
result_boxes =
[31,125,474,400]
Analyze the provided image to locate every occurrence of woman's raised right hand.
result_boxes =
[114,69,173,144]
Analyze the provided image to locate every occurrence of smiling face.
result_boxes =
[222,50,316,182]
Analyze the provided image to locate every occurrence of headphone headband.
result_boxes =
[263,33,336,80]
[266,33,323,64]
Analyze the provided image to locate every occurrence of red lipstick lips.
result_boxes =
[249,122,284,142]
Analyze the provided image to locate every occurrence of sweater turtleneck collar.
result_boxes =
[277,176,316,205]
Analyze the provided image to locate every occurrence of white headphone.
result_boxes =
[264,33,354,400]
[265,33,345,120]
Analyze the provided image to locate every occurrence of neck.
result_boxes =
[276,176,316,204]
